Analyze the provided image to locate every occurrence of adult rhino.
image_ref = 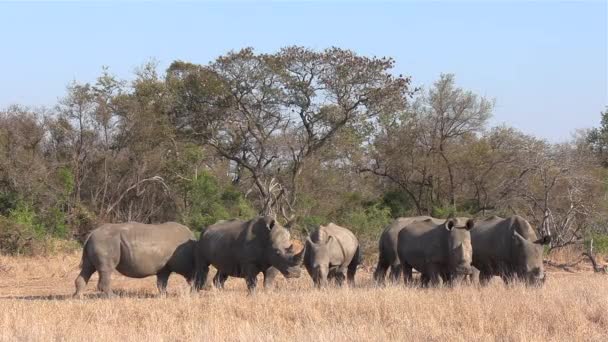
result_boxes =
[212,239,305,290]
[397,217,475,286]
[304,223,361,288]
[374,216,436,284]
[194,216,304,292]
[471,215,550,286]
[73,222,196,298]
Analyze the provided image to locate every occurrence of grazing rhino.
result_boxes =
[304,223,361,288]
[73,222,196,298]
[374,216,437,284]
[194,216,304,292]
[397,217,475,286]
[471,215,551,286]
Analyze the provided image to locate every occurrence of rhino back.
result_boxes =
[199,219,263,276]
[471,216,530,273]
[316,223,359,267]
[379,216,434,263]
[398,220,447,272]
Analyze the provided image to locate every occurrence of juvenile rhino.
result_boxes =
[397,217,475,286]
[374,216,435,284]
[304,223,361,288]
[471,215,550,286]
[73,222,196,298]
[194,216,304,292]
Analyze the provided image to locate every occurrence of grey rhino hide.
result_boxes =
[374,216,438,284]
[471,215,550,286]
[397,217,475,286]
[304,223,361,288]
[194,216,304,292]
[74,222,197,298]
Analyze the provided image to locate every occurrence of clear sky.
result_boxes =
[0,0,606,142]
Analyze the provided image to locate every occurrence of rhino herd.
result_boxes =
[72,214,550,297]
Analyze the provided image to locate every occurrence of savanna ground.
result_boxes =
[0,251,607,342]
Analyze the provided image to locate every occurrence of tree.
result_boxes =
[362,74,492,214]
[586,107,608,166]
[167,47,412,221]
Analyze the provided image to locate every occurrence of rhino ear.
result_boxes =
[465,219,475,231]
[263,216,276,231]
[444,219,455,231]
[534,235,551,245]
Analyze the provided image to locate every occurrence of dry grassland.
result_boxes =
[0,253,607,341]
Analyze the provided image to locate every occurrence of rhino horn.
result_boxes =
[292,246,305,264]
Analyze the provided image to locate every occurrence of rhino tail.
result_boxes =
[351,245,362,269]
[78,232,93,269]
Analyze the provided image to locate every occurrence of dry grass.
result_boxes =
[0,253,607,341]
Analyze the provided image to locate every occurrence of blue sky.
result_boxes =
[0,1,606,141]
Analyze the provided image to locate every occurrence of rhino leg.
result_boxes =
[333,270,346,287]
[373,257,390,285]
[401,263,414,285]
[263,267,279,289]
[192,264,209,292]
[245,275,258,293]
[73,255,96,298]
[156,271,170,296]
[97,270,114,297]
[423,266,442,287]
[388,265,402,284]
[213,271,228,289]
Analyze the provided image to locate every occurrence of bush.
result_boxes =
[0,216,36,255]
[337,203,392,239]
[381,190,414,218]
[183,171,256,231]
[585,233,608,255]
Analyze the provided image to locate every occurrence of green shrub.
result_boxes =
[0,216,36,255]
[381,190,414,218]
[585,233,608,254]
[338,203,392,238]
[8,201,44,237]
[183,171,255,231]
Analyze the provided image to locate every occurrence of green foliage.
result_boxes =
[8,201,44,237]
[57,166,74,200]
[381,190,414,218]
[299,215,328,234]
[585,233,608,254]
[332,192,393,239]
[338,203,392,238]
[0,191,18,216]
[431,205,473,219]
[183,171,255,231]
[0,216,36,255]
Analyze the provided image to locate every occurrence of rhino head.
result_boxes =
[258,216,304,278]
[305,234,334,288]
[512,231,550,286]
[444,218,475,277]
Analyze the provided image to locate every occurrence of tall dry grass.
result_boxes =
[0,253,607,341]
